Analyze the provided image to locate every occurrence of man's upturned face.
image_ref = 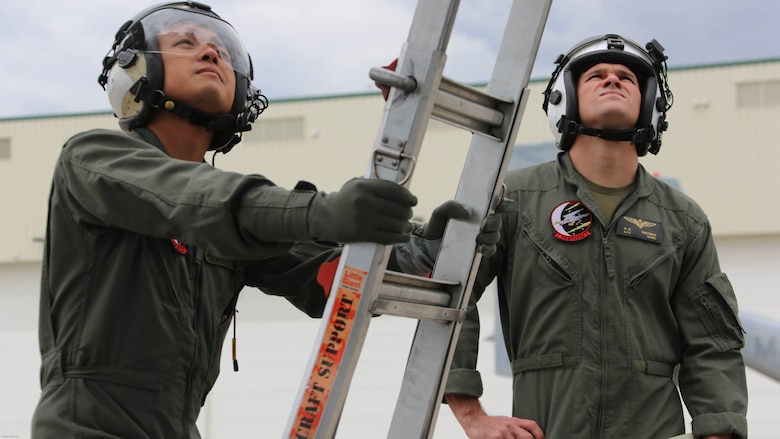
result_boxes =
[157,22,236,114]
[577,62,641,131]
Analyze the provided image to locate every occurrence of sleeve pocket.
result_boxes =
[690,272,745,351]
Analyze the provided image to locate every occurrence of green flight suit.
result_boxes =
[446,153,748,438]
[33,128,338,438]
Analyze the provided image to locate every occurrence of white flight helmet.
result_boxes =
[98,2,267,153]
[542,33,674,156]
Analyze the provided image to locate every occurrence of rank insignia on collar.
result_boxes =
[551,201,592,242]
[617,216,664,243]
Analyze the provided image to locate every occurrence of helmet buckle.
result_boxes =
[606,35,625,51]
[563,119,578,135]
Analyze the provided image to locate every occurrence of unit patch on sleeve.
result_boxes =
[551,201,592,242]
[617,216,664,243]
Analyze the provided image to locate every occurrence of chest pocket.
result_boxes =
[519,215,578,283]
[202,252,242,317]
[623,227,684,290]
[151,238,193,309]
[504,216,582,361]
[205,252,237,271]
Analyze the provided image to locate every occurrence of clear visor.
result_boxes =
[140,8,250,77]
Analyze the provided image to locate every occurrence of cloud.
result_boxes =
[228,0,416,96]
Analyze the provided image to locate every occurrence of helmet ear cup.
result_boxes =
[106,54,147,132]
[105,47,165,133]
[634,74,659,156]
[544,66,579,152]
[557,68,580,151]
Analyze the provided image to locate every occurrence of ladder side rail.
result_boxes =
[284,0,463,437]
[384,94,529,436]
[387,0,553,437]
[419,90,531,436]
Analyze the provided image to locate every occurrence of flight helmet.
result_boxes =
[98,1,267,153]
[542,33,673,155]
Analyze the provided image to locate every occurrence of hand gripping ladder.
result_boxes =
[285,1,552,437]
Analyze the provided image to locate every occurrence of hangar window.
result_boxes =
[0,138,10,160]
[243,116,305,143]
[737,80,780,107]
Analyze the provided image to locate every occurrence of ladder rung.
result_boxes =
[378,282,451,307]
[372,271,462,320]
[371,65,510,138]
[382,270,459,291]
[370,298,466,322]
[378,271,456,307]
[432,76,508,135]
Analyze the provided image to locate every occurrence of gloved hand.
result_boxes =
[307,178,417,244]
[419,200,469,240]
[423,200,502,256]
[392,200,502,276]
[476,214,501,257]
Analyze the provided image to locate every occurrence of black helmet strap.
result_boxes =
[129,77,240,133]
[559,117,655,145]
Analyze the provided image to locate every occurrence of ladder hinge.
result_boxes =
[372,135,416,184]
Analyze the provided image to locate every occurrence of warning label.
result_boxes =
[289,266,365,438]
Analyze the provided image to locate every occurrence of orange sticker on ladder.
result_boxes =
[289,266,365,438]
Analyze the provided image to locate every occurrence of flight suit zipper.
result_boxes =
[596,227,610,438]
[183,248,203,433]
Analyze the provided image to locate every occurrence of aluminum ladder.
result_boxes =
[285,1,552,437]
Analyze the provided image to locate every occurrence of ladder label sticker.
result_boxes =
[289,266,365,438]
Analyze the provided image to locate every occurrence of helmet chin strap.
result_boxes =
[560,117,654,145]
[129,78,237,133]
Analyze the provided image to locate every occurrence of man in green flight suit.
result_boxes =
[444,34,748,439]
[31,3,500,437]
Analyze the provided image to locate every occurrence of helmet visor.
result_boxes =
[140,8,251,78]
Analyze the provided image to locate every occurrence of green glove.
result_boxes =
[392,200,502,276]
[476,214,501,257]
[307,178,417,244]
[423,200,502,256]
[420,200,470,240]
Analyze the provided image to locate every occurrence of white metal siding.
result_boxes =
[0,114,119,262]
[641,61,780,236]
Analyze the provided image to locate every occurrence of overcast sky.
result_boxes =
[1,0,778,119]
